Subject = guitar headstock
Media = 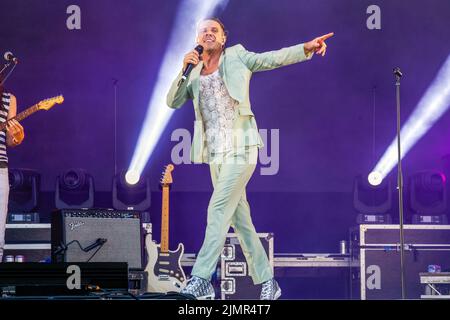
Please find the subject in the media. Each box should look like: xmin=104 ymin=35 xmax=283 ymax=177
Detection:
xmin=160 ymin=164 xmax=174 ymax=186
xmin=37 ymin=95 xmax=64 ymax=111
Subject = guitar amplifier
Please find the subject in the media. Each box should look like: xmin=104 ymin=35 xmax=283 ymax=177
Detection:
xmin=52 ymin=209 xmax=143 ymax=269
xmin=220 ymin=233 xmax=274 ymax=299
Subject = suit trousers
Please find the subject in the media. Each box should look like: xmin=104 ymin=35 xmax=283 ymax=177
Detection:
xmin=191 ymin=146 xmax=273 ymax=284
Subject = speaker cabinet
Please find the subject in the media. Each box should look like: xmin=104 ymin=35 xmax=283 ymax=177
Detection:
xmin=52 ymin=209 xmax=143 ymax=269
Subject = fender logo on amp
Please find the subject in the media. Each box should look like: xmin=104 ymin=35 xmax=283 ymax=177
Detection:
xmin=68 ymin=221 xmax=85 ymax=231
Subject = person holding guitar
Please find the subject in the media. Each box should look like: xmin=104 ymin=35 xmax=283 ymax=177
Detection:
xmin=167 ymin=17 xmax=333 ymax=299
xmin=0 ymin=78 xmax=25 ymax=262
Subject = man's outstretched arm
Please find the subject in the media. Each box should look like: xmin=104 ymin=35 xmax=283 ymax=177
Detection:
xmin=236 ymin=32 xmax=334 ymax=73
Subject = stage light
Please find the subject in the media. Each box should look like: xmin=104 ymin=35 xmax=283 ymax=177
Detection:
xmin=354 ymin=174 xmax=392 ymax=214
xmin=370 ymin=54 xmax=450 ymax=181
xmin=113 ymin=170 xmax=151 ymax=211
xmin=354 ymin=174 xmax=393 ymax=224
xmin=125 ymin=170 xmax=140 ymax=186
xmin=368 ymin=171 xmax=382 ymax=186
xmin=8 ymin=168 xmax=40 ymax=213
xmin=55 ymin=168 xmax=94 ymax=209
xmin=409 ymin=171 xmax=448 ymax=224
xmin=126 ymin=0 xmax=229 ymax=184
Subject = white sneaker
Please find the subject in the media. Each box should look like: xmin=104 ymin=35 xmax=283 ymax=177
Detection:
xmin=260 ymin=278 xmax=281 ymax=300
xmin=180 ymin=276 xmax=215 ymax=300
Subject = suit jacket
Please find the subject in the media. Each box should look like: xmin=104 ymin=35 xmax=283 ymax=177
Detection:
xmin=167 ymin=43 xmax=312 ymax=163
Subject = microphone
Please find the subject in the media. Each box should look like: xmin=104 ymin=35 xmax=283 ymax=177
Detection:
xmin=84 ymin=238 xmax=107 ymax=252
xmin=4 ymin=52 xmax=19 ymax=64
xmin=393 ymin=67 xmax=403 ymax=78
xmin=179 ymin=45 xmax=204 ymax=85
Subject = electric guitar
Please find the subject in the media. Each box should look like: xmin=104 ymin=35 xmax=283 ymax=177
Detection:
xmin=0 ymin=95 xmax=64 ymax=131
xmin=146 ymin=164 xmax=187 ymax=292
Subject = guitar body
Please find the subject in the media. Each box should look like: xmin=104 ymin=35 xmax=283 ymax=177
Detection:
xmin=145 ymin=233 xmax=187 ymax=292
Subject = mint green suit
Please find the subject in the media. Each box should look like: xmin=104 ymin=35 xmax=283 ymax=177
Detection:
xmin=167 ymin=43 xmax=312 ymax=284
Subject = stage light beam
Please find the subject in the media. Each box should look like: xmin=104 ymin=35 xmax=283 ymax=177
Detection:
xmin=370 ymin=54 xmax=450 ymax=182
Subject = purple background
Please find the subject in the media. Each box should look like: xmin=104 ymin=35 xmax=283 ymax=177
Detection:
xmin=1 ymin=0 xmax=450 ymax=297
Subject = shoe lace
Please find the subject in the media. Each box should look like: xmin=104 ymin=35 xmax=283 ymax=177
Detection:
xmin=188 ymin=277 xmax=210 ymax=291
xmin=261 ymin=280 xmax=274 ymax=298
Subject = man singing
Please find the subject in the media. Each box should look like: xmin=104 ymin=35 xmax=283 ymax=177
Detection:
xmin=167 ymin=17 xmax=333 ymax=300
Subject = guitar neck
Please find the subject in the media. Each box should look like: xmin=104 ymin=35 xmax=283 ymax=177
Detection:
xmin=0 ymin=104 xmax=39 ymax=131
xmin=160 ymin=185 xmax=170 ymax=253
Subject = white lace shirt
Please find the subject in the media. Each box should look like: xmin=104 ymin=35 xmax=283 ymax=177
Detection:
xmin=199 ymin=70 xmax=238 ymax=156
